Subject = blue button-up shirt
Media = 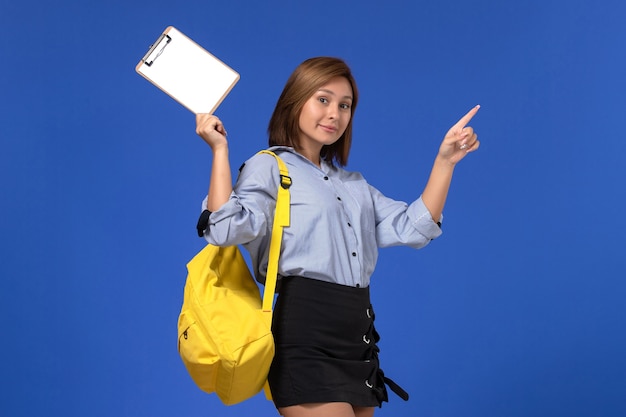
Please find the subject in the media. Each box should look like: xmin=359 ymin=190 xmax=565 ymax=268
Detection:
xmin=204 ymin=147 xmax=442 ymax=288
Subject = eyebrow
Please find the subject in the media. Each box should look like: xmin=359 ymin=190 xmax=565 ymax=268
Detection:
xmin=318 ymin=88 xmax=353 ymax=100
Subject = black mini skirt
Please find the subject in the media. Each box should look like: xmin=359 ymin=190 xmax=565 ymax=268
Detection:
xmin=267 ymin=276 xmax=408 ymax=408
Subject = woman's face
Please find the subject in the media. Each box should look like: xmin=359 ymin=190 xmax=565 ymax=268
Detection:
xmin=298 ymin=76 xmax=353 ymax=159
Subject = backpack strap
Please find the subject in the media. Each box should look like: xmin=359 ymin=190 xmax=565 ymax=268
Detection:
xmin=196 ymin=210 xmax=211 ymax=237
xmin=257 ymin=149 xmax=290 ymax=402
xmin=257 ymin=150 xmax=291 ymax=315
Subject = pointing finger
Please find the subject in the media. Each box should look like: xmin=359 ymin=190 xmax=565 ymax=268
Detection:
xmin=454 ymin=105 xmax=480 ymax=129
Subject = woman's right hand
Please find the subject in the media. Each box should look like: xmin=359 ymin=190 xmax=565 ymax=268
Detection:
xmin=196 ymin=114 xmax=228 ymax=150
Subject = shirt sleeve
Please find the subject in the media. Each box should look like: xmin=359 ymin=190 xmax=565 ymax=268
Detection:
xmin=406 ymin=195 xmax=443 ymax=239
xmin=369 ymin=184 xmax=443 ymax=248
xmin=202 ymin=153 xmax=280 ymax=247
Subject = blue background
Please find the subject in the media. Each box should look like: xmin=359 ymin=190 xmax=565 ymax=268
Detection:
xmin=2 ymin=0 xmax=625 ymax=416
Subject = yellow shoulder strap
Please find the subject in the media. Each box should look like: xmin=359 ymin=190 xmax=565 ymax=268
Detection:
xmin=257 ymin=150 xmax=291 ymax=314
xmin=257 ymin=150 xmax=291 ymax=402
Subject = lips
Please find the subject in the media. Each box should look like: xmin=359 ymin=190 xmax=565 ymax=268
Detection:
xmin=319 ymin=124 xmax=338 ymax=133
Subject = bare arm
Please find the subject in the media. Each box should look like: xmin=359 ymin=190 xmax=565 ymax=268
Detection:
xmin=196 ymin=114 xmax=232 ymax=211
xmin=421 ymin=105 xmax=480 ymax=222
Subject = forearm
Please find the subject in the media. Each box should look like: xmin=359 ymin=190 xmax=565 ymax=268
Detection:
xmin=206 ymin=145 xmax=233 ymax=212
xmin=421 ymin=104 xmax=480 ymax=222
xmin=421 ymin=155 xmax=456 ymax=223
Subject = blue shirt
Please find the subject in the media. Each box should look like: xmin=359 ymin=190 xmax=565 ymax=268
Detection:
xmin=203 ymin=147 xmax=442 ymax=288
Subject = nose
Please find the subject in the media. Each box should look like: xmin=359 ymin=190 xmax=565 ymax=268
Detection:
xmin=327 ymin=104 xmax=339 ymax=119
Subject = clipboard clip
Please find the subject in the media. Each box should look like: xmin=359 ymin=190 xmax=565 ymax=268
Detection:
xmin=142 ymin=33 xmax=172 ymax=67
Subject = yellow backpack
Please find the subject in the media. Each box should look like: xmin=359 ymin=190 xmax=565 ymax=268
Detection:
xmin=177 ymin=150 xmax=291 ymax=405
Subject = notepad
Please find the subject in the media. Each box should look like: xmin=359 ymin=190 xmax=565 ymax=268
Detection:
xmin=136 ymin=26 xmax=240 ymax=114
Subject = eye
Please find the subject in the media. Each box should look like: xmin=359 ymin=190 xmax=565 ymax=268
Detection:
xmin=340 ymin=103 xmax=351 ymax=110
xmin=318 ymin=97 xmax=329 ymax=104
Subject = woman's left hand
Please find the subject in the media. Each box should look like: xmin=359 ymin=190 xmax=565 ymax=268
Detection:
xmin=196 ymin=114 xmax=228 ymax=151
xmin=438 ymin=105 xmax=481 ymax=165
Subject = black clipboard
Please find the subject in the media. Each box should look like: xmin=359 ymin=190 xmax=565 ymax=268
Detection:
xmin=136 ymin=26 xmax=240 ymax=114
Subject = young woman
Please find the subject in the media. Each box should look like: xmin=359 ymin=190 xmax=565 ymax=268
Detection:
xmin=196 ymin=57 xmax=480 ymax=417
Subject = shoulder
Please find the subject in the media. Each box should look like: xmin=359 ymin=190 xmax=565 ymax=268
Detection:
xmin=240 ymin=147 xmax=287 ymax=171
xmin=236 ymin=147 xmax=293 ymax=188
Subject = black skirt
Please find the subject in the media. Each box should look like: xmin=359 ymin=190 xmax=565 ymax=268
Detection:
xmin=268 ymin=276 xmax=408 ymax=408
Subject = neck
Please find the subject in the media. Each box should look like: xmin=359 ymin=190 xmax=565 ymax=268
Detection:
xmin=297 ymin=146 xmax=322 ymax=167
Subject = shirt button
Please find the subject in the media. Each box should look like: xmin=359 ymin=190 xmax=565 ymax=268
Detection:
xmin=347 ymin=222 xmax=352 ymax=227
xmin=352 ymin=252 xmax=357 ymax=257
xmin=337 ymin=196 xmax=342 ymax=201
xmin=323 ymin=176 xmax=329 ymax=180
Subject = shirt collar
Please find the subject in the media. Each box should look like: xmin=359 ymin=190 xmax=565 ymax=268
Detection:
xmin=266 ymin=146 xmax=334 ymax=174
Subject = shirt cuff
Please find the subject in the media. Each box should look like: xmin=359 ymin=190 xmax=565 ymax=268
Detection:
xmin=408 ymin=196 xmax=443 ymax=240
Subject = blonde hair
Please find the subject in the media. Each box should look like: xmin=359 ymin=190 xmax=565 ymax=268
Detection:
xmin=268 ymin=57 xmax=359 ymax=166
